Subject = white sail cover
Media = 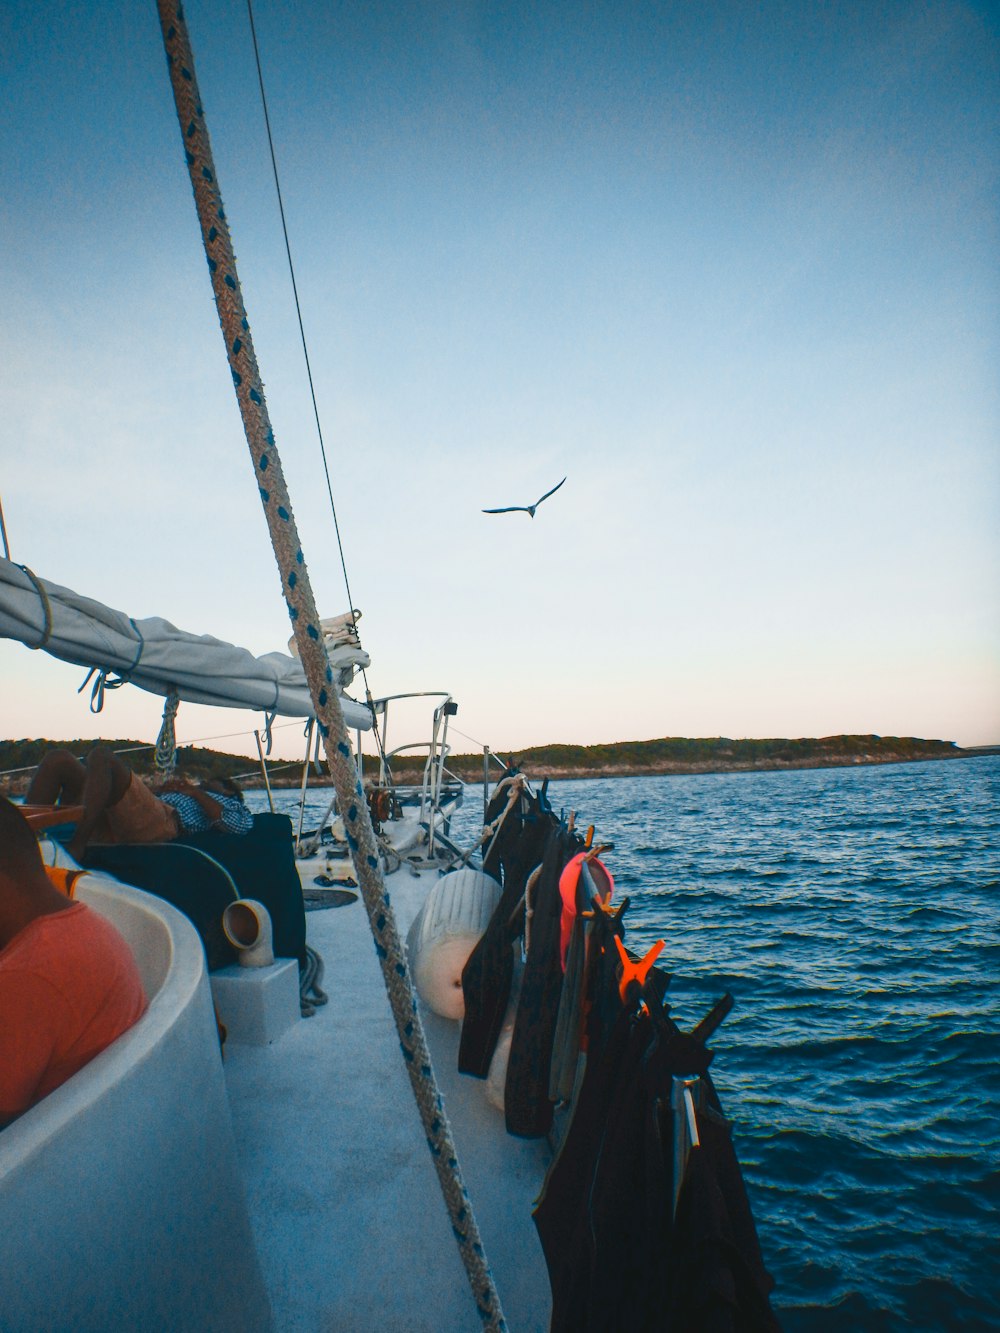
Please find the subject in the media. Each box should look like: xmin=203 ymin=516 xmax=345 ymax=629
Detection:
xmin=0 ymin=558 xmax=372 ymax=729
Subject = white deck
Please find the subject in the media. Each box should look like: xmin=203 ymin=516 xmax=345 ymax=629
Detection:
xmin=223 ymin=860 xmax=553 ymax=1332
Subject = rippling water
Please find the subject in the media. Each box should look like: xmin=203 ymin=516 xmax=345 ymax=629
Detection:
xmin=253 ymin=756 xmax=1000 ymax=1330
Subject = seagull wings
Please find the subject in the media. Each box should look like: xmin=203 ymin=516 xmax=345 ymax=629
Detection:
xmin=482 ymin=476 xmax=567 ymax=517
xmin=533 ymin=476 xmax=567 ymax=507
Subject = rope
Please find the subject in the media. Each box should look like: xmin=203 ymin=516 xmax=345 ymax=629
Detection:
xmin=124 ymin=618 xmax=146 ymax=675
xmin=78 ymin=668 xmax=112 ymax=712
xmin=376 ymin=831 xmax=403 ymax=875
xmin=156 ymin=8 xmax=505 ymax=1328
xmin=299 ymin=944 xmax=329 ymax=1017
xmin=453 ymin=777 xmax=525 ymax=867
xmin=17 ymin=565 xmax=53 ymax=648
xmin=155 ymin=692 xmax=181 ymax=774
xmin=261 ymin=711 xmax=276 ymax=754
xmin=480 ymin=776 xmax=525 ymax=865
xmin=75 ymin=616 xmax=146 ymax=713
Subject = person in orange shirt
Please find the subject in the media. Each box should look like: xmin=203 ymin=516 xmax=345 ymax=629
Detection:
xmin=0 ymin=796 xmax=148 ymax=1128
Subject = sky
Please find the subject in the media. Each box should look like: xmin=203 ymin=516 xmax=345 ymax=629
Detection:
xmin=0 ymin=0 xmax=997 ymax=763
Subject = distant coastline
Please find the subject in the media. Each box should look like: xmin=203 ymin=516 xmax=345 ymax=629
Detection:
xmin=426 ymin=735 xmax=998 ymax=785
xmin=1 ymin=734 xmax=996 ymax=794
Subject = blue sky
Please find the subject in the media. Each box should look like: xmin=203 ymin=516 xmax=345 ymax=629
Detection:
xmin=0 ymin=0 xmax=997 ymax=760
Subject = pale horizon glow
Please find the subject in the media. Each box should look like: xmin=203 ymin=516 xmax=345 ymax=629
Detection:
xmin=1 ymin=0 xmax=997 ymax=765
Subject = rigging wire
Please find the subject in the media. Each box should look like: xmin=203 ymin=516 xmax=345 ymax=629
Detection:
xmin=449 ymin=724 xmax=493 ymax=750
xmin=244 ymin=0 xmax=390 ymax=771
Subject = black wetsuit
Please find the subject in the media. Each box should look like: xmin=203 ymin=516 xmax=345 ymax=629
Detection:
xmin=535 ymin=956 xmax=779 ymax=1331
xmin=503 ymin=820 xmax=579 ymax=1137
xmin=458 ymin=789 xmax=556 ymax=1077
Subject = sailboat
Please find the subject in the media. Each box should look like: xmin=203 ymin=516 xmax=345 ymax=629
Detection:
xmin=0 ymin=5 xmax=778 ymax=1331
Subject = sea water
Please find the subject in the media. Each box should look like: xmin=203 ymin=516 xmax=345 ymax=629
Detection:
xmin=248 ymin=755 xmax=999 ymax=1331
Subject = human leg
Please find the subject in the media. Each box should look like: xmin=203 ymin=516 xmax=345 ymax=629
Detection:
xmin=67 ymin=749 xmax=135 ymax=860
xmin=25 ymin=750 xmax=87 ymax=806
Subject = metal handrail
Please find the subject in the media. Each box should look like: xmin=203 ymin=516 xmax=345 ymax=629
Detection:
xmin=351 ymin=692 xmax=460 ymax=859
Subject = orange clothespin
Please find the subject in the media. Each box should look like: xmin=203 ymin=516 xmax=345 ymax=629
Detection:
xmin=584 ymin=824 xmax=595 ymax=849
xmin=584 ymin=896 xmax=628 ymax=925
xmin=594 ymin=895 xmax=627 ymax=919
xmin=614 ymin=935 xmax=665 ymax=1003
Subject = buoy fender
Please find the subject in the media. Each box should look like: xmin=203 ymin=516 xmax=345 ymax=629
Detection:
xmin=406 ymin=869 xmax=501 ymax=1019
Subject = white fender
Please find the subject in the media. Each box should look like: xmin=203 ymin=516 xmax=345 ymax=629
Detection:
xmin=406 ymin=869 xmax=501 ymax=1019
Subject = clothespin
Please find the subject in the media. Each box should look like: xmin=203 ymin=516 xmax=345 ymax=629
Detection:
xmin=690 ymin=993 xmax=734 ymax=1045
xmin=584 ymin=843 xmax=612 ymax=862
xmin=584 ymin=894 xmax=628 ymax=922
xmin=584 ymin=824 xmax=595 ymax=849
xmin=566 ymin=810 xmax=576 ymax=834
xmin=614 ymin=935 xmax=665 ymax=1003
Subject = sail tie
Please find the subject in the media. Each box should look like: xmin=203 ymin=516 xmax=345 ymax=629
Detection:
xmin=17 ymin=564 xmax=54 ymax=649
xmin=76 ymin=618 xmax=146 ymax=713
xmin=261 ymin=710 xmax=276 ymax=754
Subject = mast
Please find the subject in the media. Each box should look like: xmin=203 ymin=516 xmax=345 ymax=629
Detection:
xmin=155 ymin=5 xmax=505 ymax=1328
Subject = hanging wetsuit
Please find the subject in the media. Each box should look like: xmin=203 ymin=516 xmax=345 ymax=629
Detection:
xmin=549 ymin=853 xmax=618 ymax=1103
xmin=503 ymin=820 xmax=579 ymax=1137
xmin=535 ymin=947 xmax=779 ymax=1331
xmin=458 ymin=789 xmax=555 ymax=1077
xmin=533 ymin=899 xmax=642 ymax=1330
xmin=666 ymin=1072 xmax=780 ymax=1332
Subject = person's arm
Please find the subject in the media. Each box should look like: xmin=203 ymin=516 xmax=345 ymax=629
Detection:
xmin=158 ymin=781 xmax=224 ymax=823
xmin=186 ymin=789 xmax=225 ymax=823
xmin=213 ymin=797 xmax=254 ymax=836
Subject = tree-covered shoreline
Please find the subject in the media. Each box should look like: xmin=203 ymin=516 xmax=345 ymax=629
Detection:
xmin=0 ymin=733 xmax=988 ymax=795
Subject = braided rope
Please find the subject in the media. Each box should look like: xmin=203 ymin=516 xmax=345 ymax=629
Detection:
xmin=156 ymin=6 xmax=505 ymax=1328
xmin=155 ymin=692 xmax=181 ymax=774
xmin=299 ymin=944 xmax=329 ymax=1017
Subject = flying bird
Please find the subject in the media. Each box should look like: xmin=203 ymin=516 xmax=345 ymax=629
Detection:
xmin=482 ymin=476 xmax=567 ymax=518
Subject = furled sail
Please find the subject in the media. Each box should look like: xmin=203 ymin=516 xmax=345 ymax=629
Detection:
xmin=0 ymin=557 xmax=372 ymax=729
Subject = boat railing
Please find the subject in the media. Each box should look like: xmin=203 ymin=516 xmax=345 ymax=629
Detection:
xmin=355 ymin=692 xmax=461 ymax=857
xmin=250 ymin=692 xmax=463 ymax=856
xmin=374 ymin=741 xmax=464 ymax=860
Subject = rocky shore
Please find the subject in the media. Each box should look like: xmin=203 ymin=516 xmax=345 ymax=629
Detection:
xmin=270 ymin=739 xmax=989 ymax=787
